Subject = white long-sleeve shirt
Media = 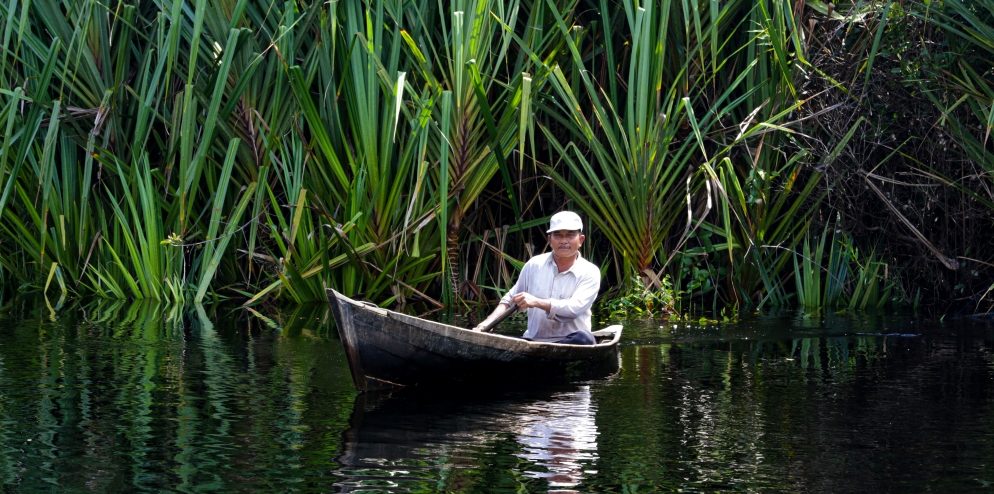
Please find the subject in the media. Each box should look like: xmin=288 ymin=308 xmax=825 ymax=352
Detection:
xmin=499 ymin=252 xmax=601 ymax=342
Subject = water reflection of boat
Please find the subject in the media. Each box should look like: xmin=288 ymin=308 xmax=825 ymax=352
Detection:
xmin=327 ymin=289 xmax=622 ymax=391
xmin=336 ymin=387 xmax=600 ymax=493
xmin=512 ymin=386 xmax=598 ymax=491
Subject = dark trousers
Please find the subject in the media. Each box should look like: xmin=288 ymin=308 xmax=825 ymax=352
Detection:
xmin=554 ymin=330 xmax=596 ymax=345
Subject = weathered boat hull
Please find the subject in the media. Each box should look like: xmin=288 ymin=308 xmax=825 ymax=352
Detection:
xmin=327 ymin=289 xmax=622 ymax=391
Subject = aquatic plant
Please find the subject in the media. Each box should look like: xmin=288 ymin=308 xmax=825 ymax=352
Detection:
xmin=599 ymin=275 xmax=675 ymax=318
xmin=0 ymin=0 xmax=991 ymax=313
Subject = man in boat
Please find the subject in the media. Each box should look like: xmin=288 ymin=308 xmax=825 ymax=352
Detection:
xmin=472 ymin=211 xmax=601 ymax=344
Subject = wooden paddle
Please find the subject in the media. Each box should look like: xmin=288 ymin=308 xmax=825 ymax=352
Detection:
xmin=477 ymin=302 xmax=519 ymax=333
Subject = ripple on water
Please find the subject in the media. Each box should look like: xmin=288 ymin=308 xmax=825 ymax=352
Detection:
xmin=3 ymin=303 xmax=994 ymax=492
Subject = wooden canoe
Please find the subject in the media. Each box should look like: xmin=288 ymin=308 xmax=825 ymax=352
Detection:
xmin=327 ymin=289 xmax=623 ymax=391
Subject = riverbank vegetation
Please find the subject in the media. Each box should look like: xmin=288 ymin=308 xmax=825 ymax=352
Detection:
xmin=1 ymin=0 xmax=992 ymax=314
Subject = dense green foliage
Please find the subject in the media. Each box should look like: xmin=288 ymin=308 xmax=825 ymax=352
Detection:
xmin=1 ymin=0 xmax=992 ymax=312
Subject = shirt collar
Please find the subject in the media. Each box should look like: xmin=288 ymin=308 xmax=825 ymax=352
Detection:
xmin=546 ymin=252 xmax=583 ymax=273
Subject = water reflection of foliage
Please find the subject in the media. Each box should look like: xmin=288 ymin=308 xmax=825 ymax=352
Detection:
xmin=0 ymin=299 xmax=356 ymax=491
xmin=582 ymin=326 xmax=994 ymax=491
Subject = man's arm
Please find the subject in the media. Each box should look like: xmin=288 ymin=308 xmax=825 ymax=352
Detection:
xmin=473 ymin=264 xmax=528 ymax=330
xmin=546 ymin=270 xmax=601 ymax=322
xmin=472 ymin=303 xmax=512 ymax=331
xmin=510 ymin=292 xmax=551 ymax=312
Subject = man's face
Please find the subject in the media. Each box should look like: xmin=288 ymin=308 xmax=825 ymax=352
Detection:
xmin=548 ymin=230 xmax=584 ymax=261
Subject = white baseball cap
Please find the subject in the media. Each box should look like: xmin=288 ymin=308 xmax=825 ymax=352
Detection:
xmin=547 ymin=211 xmax=583 ymax=233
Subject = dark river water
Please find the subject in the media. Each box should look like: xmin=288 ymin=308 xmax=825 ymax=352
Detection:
xmin=2 ymin=297 xmax=994 ymax=493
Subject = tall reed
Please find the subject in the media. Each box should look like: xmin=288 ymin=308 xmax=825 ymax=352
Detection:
xmin=0 ymin=0 xmax=976 ymax=311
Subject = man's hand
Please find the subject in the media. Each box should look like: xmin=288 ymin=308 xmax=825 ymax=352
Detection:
xmin=511 ymin=292 xmax=550 ymax=312
xmin=472 ymin=303 xmax=510 ymax=331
